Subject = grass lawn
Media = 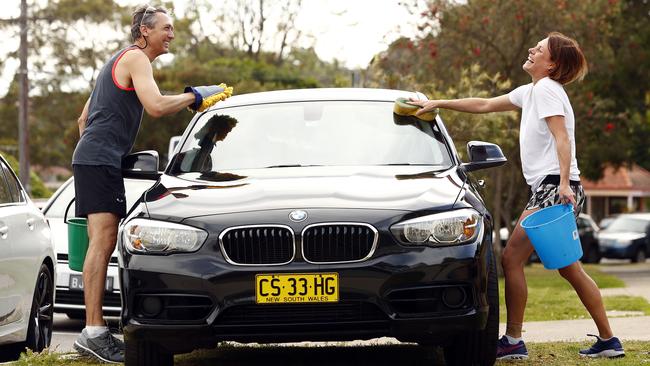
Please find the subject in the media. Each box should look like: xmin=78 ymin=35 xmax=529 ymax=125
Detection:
xmin=11 ymin=341 xmax=650 ymax=365
xmin=498 ymin=263 xmax=650 ymax=322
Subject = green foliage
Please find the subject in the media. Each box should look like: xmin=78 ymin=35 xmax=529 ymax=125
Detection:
xmin=0 ymin=0 xmax=353 ymax=169
xmin=369 ymin=0 xmax=650 ymax=229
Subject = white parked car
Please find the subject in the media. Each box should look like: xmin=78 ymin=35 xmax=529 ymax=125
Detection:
xmin=0 ymin=154 xmax=55 ymax=360
xmin=41 ymin=177 xmax=153 ymax=319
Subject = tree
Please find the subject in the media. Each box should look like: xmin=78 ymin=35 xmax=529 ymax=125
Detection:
xmin=368 ymin=0 xmax=650 ymax=234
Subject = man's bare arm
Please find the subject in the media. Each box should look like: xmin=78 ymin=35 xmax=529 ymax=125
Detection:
xmin=409 ymin=94 xmax=518 ymax=115
xmin=125 ymin=51 xmax=195 ymax=118
xmin=77 ymin=98 xmax=90 ymax=136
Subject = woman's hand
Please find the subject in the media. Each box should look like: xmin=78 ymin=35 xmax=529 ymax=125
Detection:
xmin=558 ymin=183 xmax=577 ymax=209
xmin=408 ymin=98 xmax=440 ymax=116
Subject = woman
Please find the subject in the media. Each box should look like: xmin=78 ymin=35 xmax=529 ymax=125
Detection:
xmin=409 ymin=32 xmax=624 ymax=360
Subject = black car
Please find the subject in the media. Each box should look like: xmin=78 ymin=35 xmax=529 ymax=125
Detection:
xmin=597 ymin=213 xmax=650 ymax=263
xmin=118 ymin=88 xmax=507 ymax=366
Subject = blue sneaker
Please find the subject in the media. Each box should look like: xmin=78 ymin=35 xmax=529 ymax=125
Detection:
xmin=496 ymin=335 xmax=529 ymax=360
xmin=579 ymin=334 xmax=625 ymax=358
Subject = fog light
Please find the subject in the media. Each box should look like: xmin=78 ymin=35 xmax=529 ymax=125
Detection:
xmin=441 ymin=287 xmax=467 ymax=309
xmin=140 ymin=296 xmax=163 ymax=317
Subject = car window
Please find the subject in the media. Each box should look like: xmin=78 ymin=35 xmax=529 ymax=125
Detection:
xmin=0 ymin=164 xmax=12 ymax=204
xmin=0 ymin=161 xmax=24 ymax=203
xmin=169 ymin=101 xmax=453 ymax=174
xmin=605 ymin=217 xmax=649 ymax=233
xmin=44 ymin=179 xmax=155 ymax=218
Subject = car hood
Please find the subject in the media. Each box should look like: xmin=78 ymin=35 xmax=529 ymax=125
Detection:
xmin=598 ymin=232 xmax=646 ymax=241
xmin=141 ymin=166 xmax=466 ymax=219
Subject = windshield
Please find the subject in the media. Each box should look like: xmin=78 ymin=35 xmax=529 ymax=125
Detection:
xmin=169 ymin=101 xmax=453 ymax=174
xmin=605 ymin=217 xmax=649 ymax=233
xmin=44 ymin=179 xmax=154 ymax=218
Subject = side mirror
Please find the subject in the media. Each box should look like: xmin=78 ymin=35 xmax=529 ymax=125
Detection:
xmin=122 ymin=150 xmax=161 ymax=180
xmin=461 ymin=141 xmax=507 ymax=172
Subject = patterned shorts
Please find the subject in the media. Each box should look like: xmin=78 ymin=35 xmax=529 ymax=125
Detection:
xmin=525 ymin=175 xmax=585 ymax=217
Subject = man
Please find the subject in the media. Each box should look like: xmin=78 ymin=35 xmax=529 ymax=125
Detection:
xmin=72 ymin=5 xmax=227 ymax=363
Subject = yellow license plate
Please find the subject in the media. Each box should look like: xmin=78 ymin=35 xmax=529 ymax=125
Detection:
xmin=255 ymin=273 xmax=338 ymax=304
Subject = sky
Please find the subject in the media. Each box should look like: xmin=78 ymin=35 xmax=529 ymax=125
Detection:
xmin=0 ymin=0 xmax=420 ymax=96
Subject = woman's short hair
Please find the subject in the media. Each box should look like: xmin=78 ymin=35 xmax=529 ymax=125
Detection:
xmin=131 ymin=5 xmax=167 ymax=42
xmin=547 ymin=32 xmax=588 ymax=85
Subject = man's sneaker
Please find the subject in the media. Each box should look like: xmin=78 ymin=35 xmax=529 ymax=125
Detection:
xmin=496 ymin=335 xmax=529 ymax=360
xmin=74 ymin=329 xmax=124 ymax=363
xmin=579 ymin=334 xmax=625 ymax=358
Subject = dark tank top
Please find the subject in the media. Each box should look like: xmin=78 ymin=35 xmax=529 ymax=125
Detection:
xmin=72 ymin=46 xmax=144 ymax=168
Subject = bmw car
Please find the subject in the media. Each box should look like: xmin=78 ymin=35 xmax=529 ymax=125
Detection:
xmin=119 ymin=88 xmax=507 ymax=366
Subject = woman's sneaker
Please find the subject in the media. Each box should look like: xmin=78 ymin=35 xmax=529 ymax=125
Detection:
xmin=73 ymin=329 xmax=124 ymax=363
xmin=496 ymin=335 xmax=529 ymax=360
xmin=579 ymin=334 xmax=625 ymax=358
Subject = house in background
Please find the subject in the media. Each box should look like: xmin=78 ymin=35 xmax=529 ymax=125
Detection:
xmin=582 ymin=164 xmax=650 ymax=223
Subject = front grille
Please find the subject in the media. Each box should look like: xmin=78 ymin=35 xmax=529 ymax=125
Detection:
xmin=216 ymin=302 xmax=387 ymax=325
xmin=56 ymin=289 xmax=121 ymax=308
xmin=57 ymin=253 xmax=118 ymax=265
xmin=220 ymin=225 xmax=295 ymax=265
xmin=302 ymin=224 xmax=377 ymax=263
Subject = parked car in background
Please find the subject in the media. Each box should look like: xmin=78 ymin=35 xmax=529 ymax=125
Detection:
xmin=498 ymin=213 xmax=601 ymax=263
xmin=0 ymin=154 xmax=55 ymax=361
xmin=598 ymin=215 xmax=619 ymax=230
xmin=41 ymin=177 xmax=154 ymax=319
xmin=119 ymin=88 xmax=507 ymax=366
xmin=597 ymin=213 xmax=650 ymax=263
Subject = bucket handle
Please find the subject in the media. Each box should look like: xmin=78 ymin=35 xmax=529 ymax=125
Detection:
xmin=64 ymin=197 xmax=75 ymax=224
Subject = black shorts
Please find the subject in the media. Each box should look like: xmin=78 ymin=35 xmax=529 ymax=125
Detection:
xmin=525 ymin=175 xmax=585 ymax=217
xmin=73 ymin=164 xmax=126 ymax=218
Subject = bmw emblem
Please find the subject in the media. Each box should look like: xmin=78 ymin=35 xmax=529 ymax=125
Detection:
xmin=289 ymin=210 xmax=308 ymax=222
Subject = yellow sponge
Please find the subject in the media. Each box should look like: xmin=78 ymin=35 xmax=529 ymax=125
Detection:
xmin=393 ymin=97 xmax=435 ymax=121
xmin=195 ymin=84 xmax=234 ymax=112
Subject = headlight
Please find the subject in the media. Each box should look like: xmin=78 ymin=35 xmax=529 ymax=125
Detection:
xmin=122 ymin=219 xmax=208 ymax=254
xmin=391 ymin=209 xmax=482 ymax=245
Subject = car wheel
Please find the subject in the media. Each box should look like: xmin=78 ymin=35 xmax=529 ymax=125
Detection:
xmin=631 ymin=248 xmax=646 ymax=263
xmin=24 ymin=263 xmax=54 ymax=353
xmin=443 ymin=248 xmax=499 ymax=366
xmin=0 ymin=343 xmax=24 ymax=362
xmin=125 ymin=339 xmax=173 ymax=366
xmin=581 ymin=245 xmax=601 ymax=264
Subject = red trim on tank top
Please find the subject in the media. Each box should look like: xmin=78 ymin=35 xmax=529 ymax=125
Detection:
xmin=111 ymin=46 xmax=138 ymax=91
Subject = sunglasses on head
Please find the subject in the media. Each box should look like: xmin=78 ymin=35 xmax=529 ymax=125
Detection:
xmin=139 ymin=5 xmax=157 ymax=30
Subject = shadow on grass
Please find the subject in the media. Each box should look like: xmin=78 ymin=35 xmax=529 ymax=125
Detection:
xmin=177 ymin=343 xmax=446 ymax=366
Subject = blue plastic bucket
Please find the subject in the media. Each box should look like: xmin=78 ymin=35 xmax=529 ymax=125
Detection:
xmin=520 ymin=204 xmax=582 ymax=269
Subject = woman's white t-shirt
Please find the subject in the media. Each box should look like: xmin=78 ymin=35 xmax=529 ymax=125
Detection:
xmin=508 ymin=77 xmax=580 ymax=191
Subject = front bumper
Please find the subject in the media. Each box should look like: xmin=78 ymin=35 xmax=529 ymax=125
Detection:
xmin=120 ymin=239 xmax=491 ymax=354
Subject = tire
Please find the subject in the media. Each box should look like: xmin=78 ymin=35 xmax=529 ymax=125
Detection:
xmin=443 ymin=248 xmax=499 ymax=366
xmin=125 ymin=339 xmax=173 ymax=366
xmin=23 ymin=263 xmax=54 ymax=353
xmin=631 ymin=248 xmax=646 ymax=263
